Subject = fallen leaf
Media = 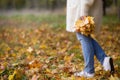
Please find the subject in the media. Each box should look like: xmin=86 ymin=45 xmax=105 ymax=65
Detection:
xmin=31 ymin=74 xmax=39 ymax=80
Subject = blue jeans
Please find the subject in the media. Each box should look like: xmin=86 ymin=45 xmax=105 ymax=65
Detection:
xmin=76 ymin=33 xmax=107 ymax=73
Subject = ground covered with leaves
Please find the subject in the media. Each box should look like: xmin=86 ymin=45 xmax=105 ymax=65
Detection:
xmin=0 ymin=14 xmax=120 ymax=80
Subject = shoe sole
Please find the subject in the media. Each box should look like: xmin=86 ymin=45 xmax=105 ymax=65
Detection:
xmin=74 ymin=72 xmax=94 ymax=78
xmin=109 ymin=58 xmax=115 ymax=75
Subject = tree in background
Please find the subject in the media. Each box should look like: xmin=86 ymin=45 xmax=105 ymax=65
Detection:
xmin=102 ymin=0 xmax=106 ymax=15
xmin=0 ymin=0 xmax=25 ymax=10
xmin=0 ymin=0 xmax=9 ymax=9
xmin=50 ymin=0 xmax=57 ymax=10
xmin=0 ymin=0 xmax=66 ymax=10
xmin=46 ymin=0 xmax=49 ymax=9
xmin=111 ymin=0 xmax=120 ymax=20
xmin=116 ymin=0 xmax=120 ymax=20
xmin=102 ymin=0 xmax=113 ymax=16
xmin=26 ymin=0 xmax=39 ymax=9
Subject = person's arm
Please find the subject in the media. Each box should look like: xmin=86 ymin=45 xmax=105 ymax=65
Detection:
xmin=86 ymin=0 xmax=95 ymax=7
xmin=75 ymin=0 xmax=95 ymax=20
xmin=84 ymin=0 xmax=95 ymax=15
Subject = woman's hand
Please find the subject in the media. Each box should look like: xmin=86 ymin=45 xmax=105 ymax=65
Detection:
xmin=75 ymin=28 xmax=80 ymax=32
xmin=79 ymin=16 xmax=87 ymax=20
xmin=75 ymin=16 xmax=86 ymax=32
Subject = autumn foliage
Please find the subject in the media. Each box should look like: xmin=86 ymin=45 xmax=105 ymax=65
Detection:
xmin=75 ymin=16 xmax=95 ymax=36
xmin=0 ymin=15 xmax=120 ymax=80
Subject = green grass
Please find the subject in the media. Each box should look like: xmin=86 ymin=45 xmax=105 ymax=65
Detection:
xmin=0 ymin=14 xmax=65 ymax=25
xmin=0 ymin=14 xmax=119 ymax=28
xmin=103 ymin=14 xmax=120 ymax=26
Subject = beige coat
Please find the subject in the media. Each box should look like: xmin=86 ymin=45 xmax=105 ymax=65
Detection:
xmin=66 ymin=0 xmax=103 ymax=33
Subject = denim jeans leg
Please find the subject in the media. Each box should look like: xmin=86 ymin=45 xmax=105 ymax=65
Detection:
xmin=76 ymin=33 xmax=95 ymax=73
xmin=91 ymin=38 xmax=107 ymax=65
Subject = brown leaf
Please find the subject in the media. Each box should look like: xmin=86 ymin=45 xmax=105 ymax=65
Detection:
xmin=31 ymin=75 xmax=39 ymax=80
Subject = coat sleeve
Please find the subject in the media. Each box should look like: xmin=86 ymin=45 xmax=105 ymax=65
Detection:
xmin=66 ymin=0 xmax=95 ymax=32
xmin=83 ymin=0 xmax=95 ymax=15
xmin=75 ymin=0 xmax=95 ymax=21
xmin=85 ymin=0 xmax=95 ymax=7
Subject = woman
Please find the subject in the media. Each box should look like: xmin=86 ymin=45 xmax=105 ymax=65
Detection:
xmin=66 ymin=0 xmax=114 ymax=78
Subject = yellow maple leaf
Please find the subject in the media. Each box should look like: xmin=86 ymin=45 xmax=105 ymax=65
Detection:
xmin=39 ymin=44 xmax=47 ymax=49
xmin=29 ymin=60 xmax=42 ymax=68
xmin=64 ymin=54 xmax=74 ymax=64
xmin=46 ymin=68 xmax=51 ymax=73
xmin=87 ymin=16 xmax=95 ymax=24
xmin=8 ymin=70 xmax=17 ymax=80
xmin=75 ymin=16 xmax=95 ymax=36
xmin=27 ymin=47 xmax=33 ymax=53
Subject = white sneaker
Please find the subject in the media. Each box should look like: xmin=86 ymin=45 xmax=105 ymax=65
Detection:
xmin=103 ymin=57 xmax=115 ymax=74
xmin=74 ymin=71 xmax=94 ymax=78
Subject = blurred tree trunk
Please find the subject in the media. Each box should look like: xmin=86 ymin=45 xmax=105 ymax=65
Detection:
xmin=102 ymin=0 xmax=106 ymax=16
xmin=51 ymin=0 xmax=57 ymax=10
xmin=26 ymin=0 xmax=31 ymax=8
xmin=46 ymin=0 xmax=49 ymax=9
xmin=113 ymin=0 xmax=120 ymax=20
xmin=0 ymin=0 xmax=7 ymax=9
xmin=12 ymin=0 xmax=16 ymax=9
xmin=117 ymin=0 xmax=120 ymax=20
xmin=118 ymin=7 xmax=120 ymax=20
xmin=33 ymin=0 xmax=39 ymax=9
xmin=26 ymin=0 xmax=39 ymax=9
xmin=0 ymin=0 xmax=66 ymax=10
xmin=113 ymin=0 xmax=117 ymax=6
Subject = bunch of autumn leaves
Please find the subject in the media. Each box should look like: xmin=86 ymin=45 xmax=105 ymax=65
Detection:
xmin=75 ymin=16 xmax=95 ymax=36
